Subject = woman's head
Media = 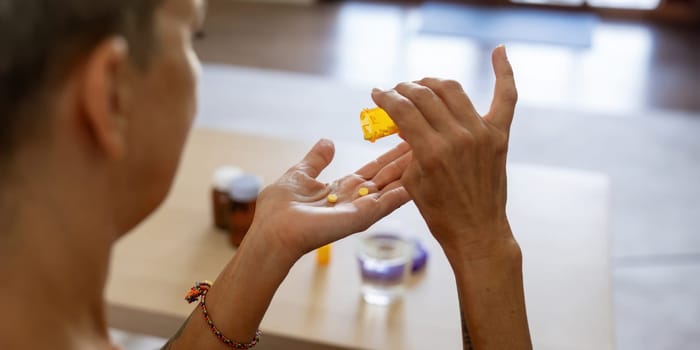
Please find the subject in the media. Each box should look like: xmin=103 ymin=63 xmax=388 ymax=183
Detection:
xmin=0 ymin=0 xmax=205 ymax=235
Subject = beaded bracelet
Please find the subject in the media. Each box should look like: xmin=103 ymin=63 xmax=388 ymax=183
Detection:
xmin=185 ymin=281 xmax=262 ymax=349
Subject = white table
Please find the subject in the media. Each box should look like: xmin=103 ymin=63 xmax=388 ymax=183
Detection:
xmin=107 ymin=128 xmax=614 ymax=350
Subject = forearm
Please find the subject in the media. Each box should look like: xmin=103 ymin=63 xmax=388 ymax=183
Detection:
xmin=447 ymin=237 xmax=532 ymax=350
xmin=163 ymin=233 xmax=293 ymax=349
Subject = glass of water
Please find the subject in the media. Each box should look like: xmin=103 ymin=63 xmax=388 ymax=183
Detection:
xmin=357 ymin=233 xmax=414 ymax=305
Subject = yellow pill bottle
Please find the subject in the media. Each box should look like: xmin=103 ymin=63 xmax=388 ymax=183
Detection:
xmin=360 ymin=108 xmax=398 ymax=143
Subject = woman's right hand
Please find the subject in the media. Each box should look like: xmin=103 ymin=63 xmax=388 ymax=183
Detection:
xmin=371 ymin=45 xmax=519 ymax=261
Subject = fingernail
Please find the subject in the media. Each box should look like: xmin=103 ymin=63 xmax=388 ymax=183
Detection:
xmin=498 ymin=44 xmax=508 ymax=60
xmin=318 ymin=138 xmax=332 ymax=146
xmin=372 ymin=87 xmax=382 ymax=94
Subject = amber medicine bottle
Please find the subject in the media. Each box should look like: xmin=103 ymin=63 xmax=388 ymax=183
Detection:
xmin=228 ymin=174 xmax=262 ymax=247
xmin=212 ymin=166 xmax=243 ymax=230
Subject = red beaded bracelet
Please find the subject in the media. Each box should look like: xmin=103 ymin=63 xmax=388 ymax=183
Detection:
xmin=185 ymin=281 xmax=262 ymax=349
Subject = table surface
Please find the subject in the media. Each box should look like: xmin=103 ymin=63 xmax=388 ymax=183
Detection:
xmin=106 ymin=128 xmax=614 ymax=350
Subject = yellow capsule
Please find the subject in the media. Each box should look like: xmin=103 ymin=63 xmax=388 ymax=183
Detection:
xmin=358 ymin=187 xmax=370 ymax=196
xmin=327 ymin=193 xmax=338 ymax=203
xmin=360 ymin=107 xmax=399 ymax=143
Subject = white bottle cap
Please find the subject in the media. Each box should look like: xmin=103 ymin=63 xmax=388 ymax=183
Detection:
xmin=212 ymin=166 xmax=244 ymax=191
xmin=228 ymin=174 xmax=262 ymax=202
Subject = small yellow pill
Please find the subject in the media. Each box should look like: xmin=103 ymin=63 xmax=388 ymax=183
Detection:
xmin=358 ymin=187 xmax=370 ymax=196
xmin=327 ymin=194 xmax=338 ymax=203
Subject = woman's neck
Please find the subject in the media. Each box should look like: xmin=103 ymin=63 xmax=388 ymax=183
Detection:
xmin=0 ymin=179 xmax=117 ymax=349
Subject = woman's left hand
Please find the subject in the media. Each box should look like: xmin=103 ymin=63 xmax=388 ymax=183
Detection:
xmin=246 ymin=139 xmax=412 ymax=265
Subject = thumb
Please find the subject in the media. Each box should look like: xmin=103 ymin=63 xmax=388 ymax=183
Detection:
xmin=485 ymin=45 xmax=518 ymax=132
xmin=292 ymin=139 xmax=335 ymax=179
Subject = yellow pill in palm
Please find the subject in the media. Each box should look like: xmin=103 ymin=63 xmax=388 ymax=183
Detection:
xmin=358 ymin=187 xmax=370 ymax=196
xmin=327 ymin=194 xmax=338 ymax=203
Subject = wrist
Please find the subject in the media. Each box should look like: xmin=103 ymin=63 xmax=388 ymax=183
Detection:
xmin=239 ymin=226 xmax=299 ymax=273
xmin=447 ymin=238 xmax=522 ymax=274
xmin=438 ymin=222 xmax=522 ymax=269
xmin=241 ymin=222 xmax=303 ymax=273
xmin=173 ymin=227 xmax=296 ymax=350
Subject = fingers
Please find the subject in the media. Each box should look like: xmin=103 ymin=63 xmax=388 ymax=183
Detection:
xmin=355 ymin=142 xmax=411 ymax=180
xmin=317 ymin=182 xmax=409 ymax=237
xmin=393 ymin=82 xmax=455 ymax=133
xmin=289 ymin=139 xmax=335 ymax=179
xmin=371 ymin=88 xmax=440 ymax=154
xmin=353 ymin=181 xmax=411 ymax=225
xmin=414 ymin=78 xmax=483 ymax=130
xmin=375 ymin=184 xmax=411 ymax=217
xmin=370 ymin=151 xmax=413 ymax=189
xmin=486 ymin=45 xmax=518 ymax=132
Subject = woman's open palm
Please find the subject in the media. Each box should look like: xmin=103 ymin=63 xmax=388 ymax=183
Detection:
xmin=248 ymin=139 xmax=412 ymax=261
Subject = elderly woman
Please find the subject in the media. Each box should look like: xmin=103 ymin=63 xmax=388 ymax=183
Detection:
xmin=0 ymin=0 xmax=531 ymax=349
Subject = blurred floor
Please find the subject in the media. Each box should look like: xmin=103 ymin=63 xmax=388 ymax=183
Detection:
xmin=194 ymin=0 xmax=700 ymax=114
xmin=154 ymin=1 xmax=700 ymax=350
xmin=110 ymin=328 xmax=165 ymax=350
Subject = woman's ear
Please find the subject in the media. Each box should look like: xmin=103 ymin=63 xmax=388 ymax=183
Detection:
xmin=78 ymin=36 xmax=131 ymax=160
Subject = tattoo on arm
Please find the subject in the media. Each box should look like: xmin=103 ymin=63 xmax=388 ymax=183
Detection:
xmin=161 ymin=314 xmax=193 ymax=350
xmin=460 ymin=304 xmax=474 ymax=350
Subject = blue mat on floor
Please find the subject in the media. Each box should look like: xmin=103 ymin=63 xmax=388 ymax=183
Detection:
xmin=419 ymin=2 xmax=598 ymax=48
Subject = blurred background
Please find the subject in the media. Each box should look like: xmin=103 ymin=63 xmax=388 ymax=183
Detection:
xmin=115 ymin=0 xmax=700 ymax=349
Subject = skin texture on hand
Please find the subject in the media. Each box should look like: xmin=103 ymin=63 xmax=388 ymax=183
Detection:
xmin=371 ymin=46 xmax=533 ymax=350
xmin=165 ymin=140 xmax=414 ymax=350
xmin=371 ymin=46 xmax=517 ymax=262
xmin=246 ymin=139 xmax=413 ymax=265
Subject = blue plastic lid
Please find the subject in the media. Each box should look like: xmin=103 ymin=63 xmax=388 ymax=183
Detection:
xmin=412 ymin=239 xmax=428 ymax=273
xmin=228 ymin=174 xmax=262 ymax=202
